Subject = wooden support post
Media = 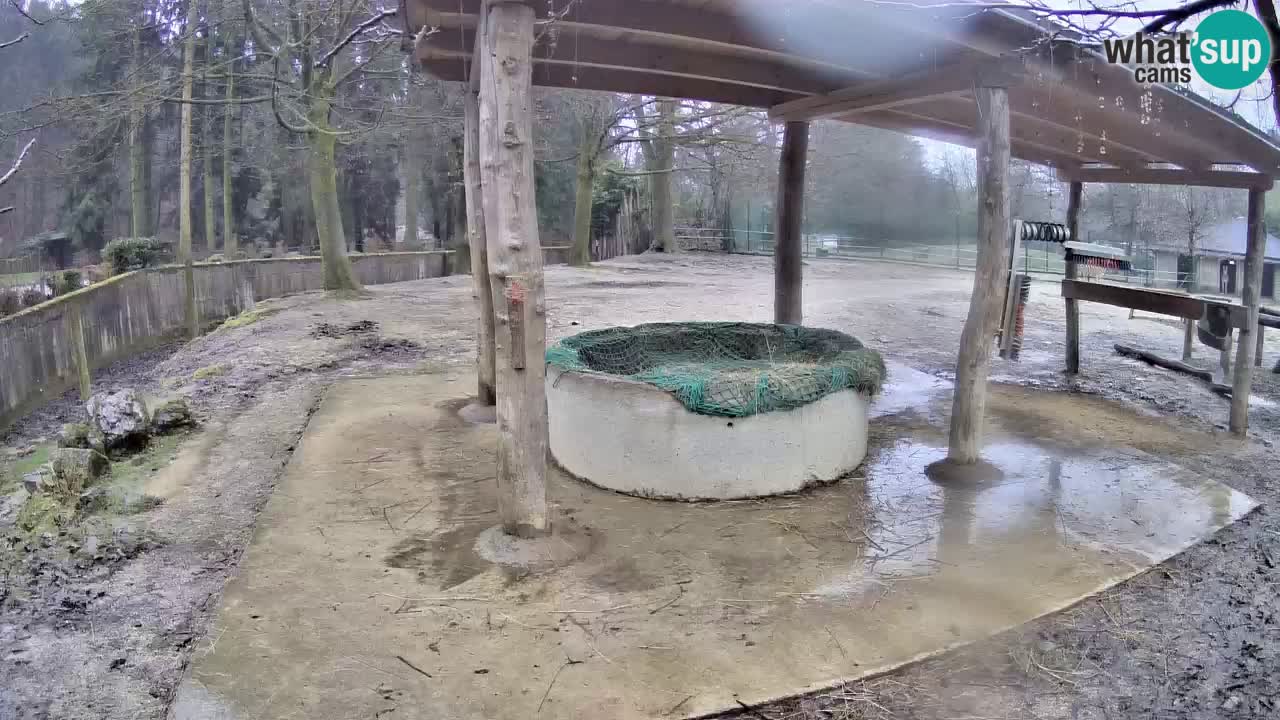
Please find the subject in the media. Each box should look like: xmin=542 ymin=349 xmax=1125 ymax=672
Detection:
xmin=1064 ymin=181 xmax=1083 ymax=374
xmin=1229 ymin=188 xmax=1267 ymax=434
xmin=68 ymin=304 xmax=91 ymax=401
xmin=1221 ymin=329 xmax=1233 ymax=383
xmin=947 ymin=84 xmax=1010 ymax=465
xmin=1256 ymin=324 xmax=1265 ymax=367
xmin=773 ymin=120 xmax=808 ymax=325
xmin=464 ymin=56 xmax=497 ymax=405
xmin=478 ymin=2 xmax=548 ymax=537
xmin=1183 ymin=318 xmax=1194 ymax=362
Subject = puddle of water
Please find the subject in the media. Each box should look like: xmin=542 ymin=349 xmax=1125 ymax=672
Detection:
xmin=870 ymin=362 xmax=949 ymax=418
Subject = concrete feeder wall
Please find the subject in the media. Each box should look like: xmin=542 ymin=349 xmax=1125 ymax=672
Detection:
xmin=546 ymin=368 xmax=871 ymax=500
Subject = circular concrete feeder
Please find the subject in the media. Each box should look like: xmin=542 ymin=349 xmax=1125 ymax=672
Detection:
xmin=545 ymin=322 xmax=884 ymax=501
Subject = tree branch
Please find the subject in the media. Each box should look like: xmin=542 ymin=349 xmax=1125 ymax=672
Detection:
xmin=0 ymin=32 xmax=27 ymax=50
xmin=1142 ymin=0 xmax=1238 ymax=32
xmin=315 ymin=9 xmax=397 ymax=68
xmin=8 ymin=0 xmax=42 ymax=25
xmin=0 ymin=137 xmax=35 ymax=189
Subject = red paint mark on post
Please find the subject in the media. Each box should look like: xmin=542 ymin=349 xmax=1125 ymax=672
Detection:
xmin=507 ymin=279 xmax=526 ymax=369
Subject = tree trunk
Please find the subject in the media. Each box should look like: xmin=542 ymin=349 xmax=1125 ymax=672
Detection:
xmin=203 ymin=105 xmax=217 ymax=252
xmin=201 ymin=5 xmax=216 ymax=253
xmin=1229 ymin=188 xmax=1267 ymax=434
xmin=773 ymin=120 xmax=808 ymax=325
xmin=307 ymin=78 xmax=362 ymax=292
xmin=222 ymin=43 xmax=237 ymax=256
xmin=947 ymin=85 xmax=1010 ymax=465
xmin=570 ymin=116 xmax=596 ymax=266
xmin=649 ymin=100 xmax=676 ymax=252
xmin=478 ymin=2 xmax=548 ymax=537
xmin=403 ymin=138 xmax=421 ymax=250
xmin=464 ymin=81 xmax=496 ymax=405
xmin=179 ymin=0 xmax=198 ymax=338
xmin=129 ymin=20 xmax=147 ymax=238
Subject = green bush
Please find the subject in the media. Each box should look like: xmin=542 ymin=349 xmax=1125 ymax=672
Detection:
xmin=53 ymin=270 xmax=83 ymax=296
xmin=103 ymin=237 xmax=162 ymax=275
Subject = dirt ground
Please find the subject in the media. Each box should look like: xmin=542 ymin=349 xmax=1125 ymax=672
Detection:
xmin=1 ymin=252 xmax=1278 ymax=719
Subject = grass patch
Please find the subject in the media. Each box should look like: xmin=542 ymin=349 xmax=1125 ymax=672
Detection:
xmin=82 ymin=432 xmax=187 ymax=516
xmin=0 ymin=271 xmax=43 ymax=288
xmin=218 ymin=306 xmax=281 ymax=331
xmin=1 ymin=442 xmax=53 ymax=495
xmin=192 ymin=363 xmax=231 ymax=380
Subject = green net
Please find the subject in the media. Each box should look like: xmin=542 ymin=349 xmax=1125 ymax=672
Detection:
xmin=546 ymin=322 xmax=885 ymax=418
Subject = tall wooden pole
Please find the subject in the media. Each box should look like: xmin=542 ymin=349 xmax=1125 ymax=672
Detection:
xmin=478 ymin=2 xmax=548 ymax=537
xmin=774 ymin=120 xmax=809 ymax=325
xmin=1229 ymin=187 xmax=1267 ymax=434
xmin=1064 ymin=181 xmax=1083 ymax=373
xmin=947 ymin=83 xmax=1010 ymax=465
xmin=464 ymin=42 xmax=497 ymax=405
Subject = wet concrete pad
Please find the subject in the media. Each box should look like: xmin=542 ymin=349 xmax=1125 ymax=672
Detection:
xmin=173 ymin=371 xmax=1256 ymax=720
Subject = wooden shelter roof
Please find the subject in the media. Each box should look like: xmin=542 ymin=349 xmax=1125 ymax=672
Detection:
xmin=405 ymin=0 xmax=1280 ymax=186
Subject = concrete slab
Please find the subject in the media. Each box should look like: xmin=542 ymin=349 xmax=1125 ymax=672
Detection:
xmin=173 ymin=368 xmax=1256 ymax=720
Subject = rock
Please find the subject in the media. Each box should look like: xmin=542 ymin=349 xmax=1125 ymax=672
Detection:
xmin=150 ymin=399 xmax=195 ymax=434
xmin=58 ymin=423 xmax=93 ymax=449
xmin=0 ymin=487 xmax=31 ymax=521
xmin=50 ymin=448 xmax=111 ymax=496
xmin=21 ymin=470 xmax=50 ymax=494
xmin=85 ymin=389 xmax=150 ymax=452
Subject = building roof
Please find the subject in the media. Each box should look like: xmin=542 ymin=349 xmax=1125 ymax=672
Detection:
xmin=407 ymin=0 xmax=1280 ymax=184
xmin=1196 ymin=219 xmax=1280 ymax=260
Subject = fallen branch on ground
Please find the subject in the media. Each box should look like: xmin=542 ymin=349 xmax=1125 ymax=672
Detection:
xmin=1114 ymin=344 xmax=1233 ymax=397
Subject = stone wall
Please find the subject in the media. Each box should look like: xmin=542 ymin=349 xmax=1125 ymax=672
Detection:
xmin=0 ymin=251 xmax=507 ymax=431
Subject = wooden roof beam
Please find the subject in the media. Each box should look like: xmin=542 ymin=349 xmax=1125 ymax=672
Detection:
xmin=410 ymin=0 xmax=977 ymax=82
xmin=420 ymin=27 xmax=842 ymax=95
xmin=1056 ymin=166 xmax=1275 ymax=190
xmin=851 ymin=109 xmax=1084 ymax=172
xmin=420 ymin=51 xmax=801 ymax=108
xmin=767 ymin=60 xmax=1015 ymax=122
xmin=960 ymin=12 xmax=1280 ymax=172
xmin=847 ymin=95 xmax=1149 ymax=169
xmin=1009 ymin=81 xmax=1216 ymax=171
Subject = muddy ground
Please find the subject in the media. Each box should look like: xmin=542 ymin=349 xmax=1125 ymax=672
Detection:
xmin=1 ymin=252 xmax=1278 ymax=719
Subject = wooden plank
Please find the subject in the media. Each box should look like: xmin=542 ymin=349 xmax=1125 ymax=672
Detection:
xmin=1230 ymin=187 xmax=1267 ymax=434
xmin=477 ymin=2 xmax=548 ymax=537
xmin=1064 ymin=182 xmax=1082 ymax=374
xmin=774 ymin=121 xmax=808 ymax=325
xmin=1057 ymin=166 xmax=1274 ymax=191
xmin=948 ymin=83 xmax=1010 ymax=465
xmin=1061 ymin=279 xmax=1207 ymax=320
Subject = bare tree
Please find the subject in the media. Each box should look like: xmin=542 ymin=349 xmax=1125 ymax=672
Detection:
xmin=243 ymin=0 xmax=400 ymax=291
xmin=0 ymin=0 xmax=40 ymax=213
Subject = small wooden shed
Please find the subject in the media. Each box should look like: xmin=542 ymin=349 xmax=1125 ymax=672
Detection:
xmin=404 ymin=0 xmax=1280 ymax=534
